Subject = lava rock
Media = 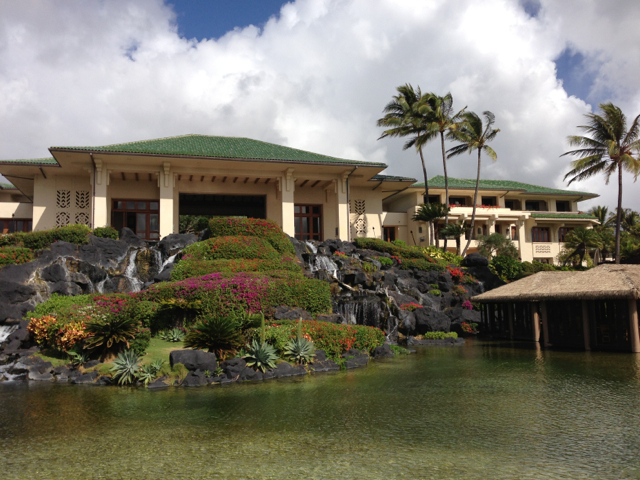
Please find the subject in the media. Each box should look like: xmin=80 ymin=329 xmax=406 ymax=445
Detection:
xmin=315 ymin=350 xmax=327 ymax=362
xmin=372 ymin=344 xmax=394 ymax=358
xmin=72 ymin=371 xmax=99 ymax=384
xmin=153 ymin=264 xmax=174 ymax=283
xmin=315 ymin=314 xmax=344 ymax=324
xmin=159 ymin=233 xmax=198 ymax=257
xmin=238 ymin=367 xmax=263 ymax=381
xmin=464 ymin=265 xmax=505 ymax=291
xmin=148 ymin=378 xmax=169 ymax=389
xmin=182 ymin=370 xmax=207 ymax=387
xmin=414 ymin=308 xmax=451 ymax=334
xmin=397 ymin=310 xmax=416 ymax=335
xmin=27 ymin=370 xmax=54 ymax=381
xmin=221 ymin=357 xmax=247 ymax=379
xmin=83 ymin=360 xmax=101 ymax=369
xmin=119 ymin=227 xmax=146 ymax=248
xmin=9 ymin=361 xmax=30 ymax=375
xmin=383 ymin=271 xmax=397 ymax=288
xmin=169 ymin=350 xmax=217 ymax=372
xmin=462 ymin=253 xmax=489 ymax=267
xmin=273 ymin=362 xmax=294 ymax=377
xmin=29 ymin=361 xmax=53 ymax=375
xmin=312 ymin=360 xmax=340 ymax=372
xmin=95 ymin=376 xmax=112 ymax=385
xmin=274 ymin=306 xmax=313 ymax=321
xmin=341 ymin=348 xmax=369 ymax=369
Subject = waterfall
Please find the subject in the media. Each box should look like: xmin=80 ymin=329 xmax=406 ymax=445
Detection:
xmin=315 ymin=256 xmax=338 ymax=277
xmin=124 ymin=250 xmax=143 ymax=292
xmin=161 ymin=253 xmax=178 ymax=270
xmin=95 ymin=278 xmax=107 ymax=294
xmin=305 ymin=241 xmax=317 ymax=254
xmin=0 ymin=325 xmax=18 ymax=345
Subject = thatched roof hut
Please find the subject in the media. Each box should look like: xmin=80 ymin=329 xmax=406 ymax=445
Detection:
xmin=472 ymin=264 xmax=640 ymax=303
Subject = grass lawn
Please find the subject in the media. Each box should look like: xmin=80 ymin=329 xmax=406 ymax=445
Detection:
xmin=140 ymin=338 xmax=184 ymax=366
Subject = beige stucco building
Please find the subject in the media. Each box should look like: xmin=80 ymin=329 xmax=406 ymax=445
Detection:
xmin=0 ymin=134 xmax=598 ymax=264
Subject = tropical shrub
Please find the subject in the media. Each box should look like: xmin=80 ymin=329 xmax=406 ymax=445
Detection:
xmin=160 ymin=328 xmax=186 ymax=342
xmin=25 ymin=293 xmax=94 ymax=319
xmin=170 ymin=258 xmax=301 ymax=281
xmin=415 ymin=331 xmax=458 ymax=340
xmin=0 ymin=246 xmax=33 ymax=266
xmin=129 ymin=300 xmax=159 ymax=329
xmin=84 ymin=315 xmax=139 ymax=360
xmin=477 ymin=233 xmax=519 ymax=259
xmin=181 ymin=236 xmax=281 ymax=261
xmin=110 ymin=350 xmax=141 ymax=385
xmin=420 ymin=246 xmax=463 ymax=265
xmin=179 ymin=215 xmax=210 ymax=235
xmin=461 ymin=322 xmax=478 ymax=334
xmin=391 ymin=239 xmax=407 ymax=247
xmin=377 ymin=256 xmax=393 ymax=267
xmin=451 ymin=285 xmax=468 ymax=296
xmin=141 ymin=272 xmax=331 ymax=317
xmin=183 ymin=314 xmax=246 ymax=360
xmin=284 ymin=319 xmax=316 ymax=365
xmin=130 ymin=327 xmax=151 ymax=356
xmin=244 ymin=339 xmax=279 ymax=372
xmin=400 ymin=303 xmax=422 ymax=311
xmin=136 ymin=359 xmax=165 ymax=385
xmin=447 ymin=267 xmax=465 ymax=282
xmin=361 ymin=262 xmax=377 ymax=274
xmin=0 ymin=224 xmax=91 ymax=250
xmin=428 ymin=289 xmax=442 ymax=296
xmin=208 ymin=217 xmax=295 ymax=256
xmin=27 ymin=315 xmax=90 ymax=351
xmin=353 ymin=238 xmax=426 ymax=259
xmin=490 ymin=255 xmax=524 ymax=281
xmin=92 ymin=226 xmax=119 ymax=240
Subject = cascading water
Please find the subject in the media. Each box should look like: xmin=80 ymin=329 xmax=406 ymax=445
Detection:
xmin=315 ymin=256 xmax=338 ymax=277
xmin=0 ymin=325 xmax=18 ymax=344
xmin=161 ymin=253 xmax=178 ymax=270
xmin=305 ymin=241 xmax=318 ymax=254
xmin=124 ymin=250 xmax=143 ymax=292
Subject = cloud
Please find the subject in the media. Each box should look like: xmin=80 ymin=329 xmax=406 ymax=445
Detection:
xmin=0 ymin=0 xmax=638 ymax=211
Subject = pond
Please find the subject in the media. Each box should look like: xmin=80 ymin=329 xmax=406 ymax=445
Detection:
xmin=2 ymin=340 xmax=640 ymax=479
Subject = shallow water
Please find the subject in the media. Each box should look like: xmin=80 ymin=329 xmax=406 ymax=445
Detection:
xmin=2 ymin=340 xmax=640 ymax=479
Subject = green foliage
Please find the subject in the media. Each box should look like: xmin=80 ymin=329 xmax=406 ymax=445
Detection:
xmin=110 ymin=350 xmax=141 ymax=385
xmin=179 ymin=215 xmax=210 ymax=235
xmin=490 ymin=255 xmax=524 ymax=281
xmin=0 ymin=224 xmax=91 ymax=250
xmin=171 ymin=363 xmax=188 ymax=381
xmin=420 ymin=246 xmax=463 ymax=265
xmin=477 ymin=233 xmax=519 ymax=259
xmin=84 ymin=315 xmax=139 ymax=359
xmin=130 ymin=328 xmax=151 ymax=356
xmin=183 ymin=314 xmax=246 ymax=361
xmin=391 ymin=239 xmax=407 ymax=247
xmin=25 ymin=293 xmax=94 ymax=319
xmin=390 ymin=345 xmax=410 ymax=355
xmin=92 ymin=226 xmax=119 ymax=240
xmin=377 ymin=256 xmax=393 ymax=266
xmin=243 ymin=338 xmax=279 ymax=372
xmin=170 ymin=257 xmax=301 ymax=281
xmin=208 ymin=217 xmax=295 ymax=256
xmin=428 ymin=289 xmax=442 ymax=296
xmin=182 ymin=236 xmax=281 ymax=261
xmin=0 ymin=246 xmax=33 ymax=266
xmin=160 ymin=328 xmax=186 ymax=342
xmin=361 ymin=262 xmax=377 ymax=274
xmin=67 ymin=348 xmax=89 ymax=367
xmin=352 ymin=325 xmax=386 ymax=353
xmin=416 ymin=331 xmax=459 ymax=340
xmin=284 ymin=319 xmax=316 ymax=365
xmin=398 ymin=258 xmax=446 ymax=272
xmin=130 ymin=301 xmax=159 ymax=329
xmin=136 ymin=359 xmax=165 ymax=385
xmin=520 ymin=261 xmax=559 ymax=276
xmin=353 ymin=237 xmax=426 ymax=259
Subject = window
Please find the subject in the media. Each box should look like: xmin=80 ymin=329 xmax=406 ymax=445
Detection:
xmin=383 ymin=226 xmax=396 ymax=242
xmin=449 ymin=197 xmax=466 ymax=206
xmin=511 ymin=226 xmax=518 ymax=240
xmin=427 ymin=196 xmax=441 ymax=204
xmin=556 ymin=201 xmax=570 ymax=212
xmin=525 ymin=200 xmax=541 ymax=211
xmin=558 ymin=227 xmax=573 ymax=242
xmin=505 ymin=199 xmax=519 ymax=210
xmin=111 ymin=199 xmax=160 ymax=240
xmin=534 ymin=258 xmax=552 ymax=264
xmin=1 ymin=219 xmax=32 ymax=234
xmin=481 ymin=196 xmax=496 ymax=206
xmin=294 ymin=204 xmax=322 ymax=241
xmin=531 ymin=227 xmax=550 ymax=242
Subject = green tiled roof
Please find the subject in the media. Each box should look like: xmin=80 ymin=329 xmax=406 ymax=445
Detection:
xmin=0 ymin=157 xmax=58 ymax=166
xmin=370 ymin=174 xmax=417 ymax=182
xmin=531 ymin=213 xmax=597 ymax=220
xmin=0 ymin=182 xmax=17 ymax=190
xmin=52 ymin=134 xmax=387 ymax=167
xmin=412 ymin=176 xmax=597 ymax=197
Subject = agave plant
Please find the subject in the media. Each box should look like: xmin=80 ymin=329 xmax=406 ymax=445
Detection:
xmin=67 ymin=348 xmax=89 ymax=367
xmin=284 ymin=319 xmax=316 ymax=365
xmin=136 ymin=359 xmax=165 ymax=386
xmin=183 ymin=314 xmax=245 ymax=361
xmin=243 ymin=339 xmax=279 ymax=373
xmin=84 ymin=315 xmax=139 ymax=361
xmin=110 ymin=350 xmax=141 ymax=385
xmin=161 ymin=328 xmax=185 ymax=342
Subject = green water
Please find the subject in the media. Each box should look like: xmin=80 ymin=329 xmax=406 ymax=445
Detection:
xmin=2 ymin=341 xmax=640 ymax=479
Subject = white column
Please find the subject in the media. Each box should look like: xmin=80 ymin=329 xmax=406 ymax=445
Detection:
xmin=159 ymin=162 xmax=174 ymax=239
xmin=517 ymin=217 xmax=527 ymax=260
xmin=337 ymin=171 xmax=349 ymax=240
xmin=93 ymin=159 xmax=108 ymax=229
xmin=280 ymin=168 xmax=295 ymax=237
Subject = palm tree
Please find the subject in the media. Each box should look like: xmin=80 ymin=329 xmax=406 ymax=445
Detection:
xmin=447 ymin=111 xmax=500 ymax=257
xmin=420 ymin=93 xmax=466 ymax=252
xmin=563 ymin=103 xmax=640 ymax=264
xmin=377 ymin=84 xmax=432 ymax=203
xmin=412 ymin=203 xmax=450 ymax=247
xmin=562 ymin=227 xmax=603 ymax=267
xmin=440 ymin=220 xmax=467 ymax=255
xmin=588 ymin=205 xmax=615 ymax=231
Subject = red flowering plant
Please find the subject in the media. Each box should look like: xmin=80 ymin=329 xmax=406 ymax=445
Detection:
xmin=400 ymin=303 xmax=423 ymax=311
xmin=447 ymin=267 xmax=465 ymax=283
xmin=390 ymin=255 xmax=402 ymax=264
xmin=333 ymin=251 xmax=348 ymax=258
xmin=462 ymin=300 xmax=473 ymax=310
xmin=0 ymin=246 xmax=33 ymax=266
xmin=451 ymin=285 xmax=468 ymax=297
xmin=460 ymin=322 xmax=479 ymax=334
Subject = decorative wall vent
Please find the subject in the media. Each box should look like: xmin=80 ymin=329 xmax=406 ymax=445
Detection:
xmin=534 ymin=244 xmax=552 ymax=254
xmin=56 ymin=190 xmax=71 ymax=209
xmin=351 ymin=199 xmax=366 ymax=215
xmin=350 ymin=199 xmax=367 ymax=236
xmin=354 ymin=217 xmax=367 ymax=235
xmin=56 ymin=212 xmax=70 ymax=227
xmin=74 ymin=212 xmax=90 ymax=226
xmin=75 ymin=191 xmax=90 ymax=210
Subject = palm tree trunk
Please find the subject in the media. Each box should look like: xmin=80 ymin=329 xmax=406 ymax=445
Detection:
xmin=440 ymin=131 xmax=449 ymax=253
xmin=462 ymin=149 xmax=482 ymax=256
xmin=455 ymin=236 xmax=460 ymax=256
xmin=419 ymin=147 xmax=430 ymax=205
xmin=615 ymin=162 xmax=623 ymax=264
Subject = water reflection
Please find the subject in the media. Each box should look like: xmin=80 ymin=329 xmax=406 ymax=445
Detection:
xmin=1 ymin=341 xmax=640 ymax=479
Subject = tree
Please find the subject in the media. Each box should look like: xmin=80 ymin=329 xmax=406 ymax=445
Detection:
xmin=439 ymin=220 xmax=467 ymax=255
xmin=420 ymin=93 xmax=466 ymax=252
xmin=588 ymin=205 xmax=615 ymax=231
xmin=563 ymin=103 xmax=640 ymax=264
xmin=562 ymin=227 xmax=603 ymax=267
xmin=477 ymin=233 xmax=518 ymax=259
xmin=377 ymin=84 xmax=433 ymax=203
xmin=447 ymin=111 xmax=500 ymax=256
xmin=412 ymin=203 xmax=450 ymax=247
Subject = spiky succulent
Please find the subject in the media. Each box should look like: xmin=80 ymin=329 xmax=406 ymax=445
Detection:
xmin=161 ymin=328 xmax=185 ymax=342
xmin=284 ymin=337 xmax=316 ymax=365
xmin=243 ymin=339 xmax=279 ymax=373
xmin=110 ymin=350 xmax=141 ymax=385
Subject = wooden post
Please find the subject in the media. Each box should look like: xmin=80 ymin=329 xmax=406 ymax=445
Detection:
xmin=507 ymin=303 xmax=514 ymax=340
xmin=629 ymin=299 xmax=640 ymax=353
xmin=540 ymin=301 xmax=550 ymax=347
xmin=581 ymin=300 xmax=591 ymax=351
xmin=532 ymin=303 xmax=540 ymax=343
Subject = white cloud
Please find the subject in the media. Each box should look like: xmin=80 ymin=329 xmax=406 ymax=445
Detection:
xmin=0 ymin=0 xmax=638 ymax=211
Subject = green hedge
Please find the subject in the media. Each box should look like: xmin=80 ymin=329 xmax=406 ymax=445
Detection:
xmin=353 ymin=238 xmax=426 ymax=259
xmin=92 ymin=226 xmax=119 ymax=240
xmin=0 ymin=246 xmax=34 ymax=266
xmin=171 ymin=258 xmax=301 ymax=281
xmin=208 ymin=217 xmax=295 ymax=256
xmin=0 ymin=224 xmax=91 ymax=250
xmin=182 ymin=236 xmax=281 ymax=261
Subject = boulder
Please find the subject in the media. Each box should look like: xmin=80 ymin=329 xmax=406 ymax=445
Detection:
xmin=148 ymin=378 xmax=169 ymax=389
xmin=27 ymin=370 xmax=54 ymax=381
xmin=153 ymin=264 xmax=174 ymax=283
xmin=72 ymin=371 xmax=99 ymax=384
xmin=9 ymin=361 xmax=30 ymax=375
xmin=273 ymin=362 xmax=295 ymax=378
xmin=7 ymin=325 xmax=30 ymax=345
xmin=158 ymin=233 xmax=198 ymax=257
xmin=238 ymin=367 xmax=263 ymax=381
xmin=414 ymin=308 xmax=451 ymax=334
xmin=464 ymin=265 xmax=505 ymax=291
xmin=397 ymin=310 xmax=416 ymax=335
xmin=315 ymin=314 xmax=344 ymax=324
xmin=372 ymin=344 xmax=394 ymax=358
xmin=29 ymin=361 xmax=53 ymax=375
xmin=274 ymin=306 xmax=313 ymax=321
xmin=315 ymin=350 xmax=327 ymax=362
xmin=95 ymin=376 xmax=112 ymax=385
xmin=462 ymin=253 xmax=489 ymax=267
xmin=83 ymin=360 xmax=101 ymax=369
xmin=312 ymin=359 xmax=340 ymax=372
xmin=342 ymin=348 xmax=369 ymax=369
xmin=169 ymin=350 xmax=217 ymax=372
xmin=119 ymin=227 xmax=146 ymax=248
xmin=182 ymin=370 xmax=207 ymax=387
xmin=221 ymin=357 xmax=246 ymax=379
